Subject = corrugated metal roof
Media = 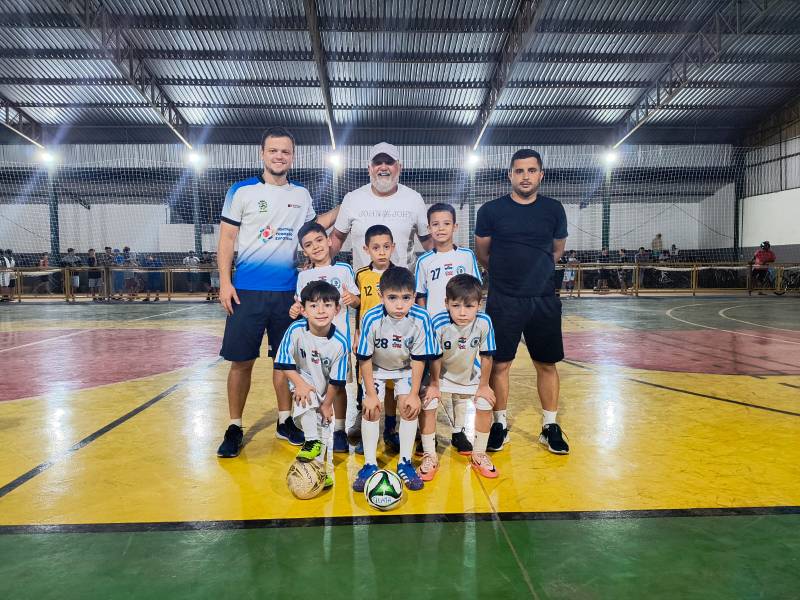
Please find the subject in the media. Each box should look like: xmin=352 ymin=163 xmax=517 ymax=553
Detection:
xmin=0 ymin=0 xmax=797 ymax=145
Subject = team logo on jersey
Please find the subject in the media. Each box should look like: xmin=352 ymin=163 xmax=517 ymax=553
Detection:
xmin=470 ymin=337 xmax=480 ymax=348
xmin=330 ymin=277 xmax=342 ymax=289
xmin=258 ymin=199 xmax=269 ymax=213
xmin=321 ymin=357 xmax=331 ymax=369
xmin=392 ymin=334 xmax=403 ymax=349
xmin=456 ymin=265 xmax=466 ymax=275
xmin=458 ymin=336 xmax=467 ymax=350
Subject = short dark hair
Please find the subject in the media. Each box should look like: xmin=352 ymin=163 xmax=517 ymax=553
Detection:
xmin=5 ymin=249 xmax=12 ymax=255
xmin=509 ymin=149 xmax=543 ymax=170
xmin=260 ymin=126 xmax=296 ymax=150
xmin=379 ymin=266 xmax=415 ymax=293
xmin=88 ymin=248 xmax=95 ymax=252
xmin=67 ymin=247 xmax=74 ymax=252
xmin=299 ymin=280 xmax=340 ymax=305
xmin=365 ymin=224 xmax=393 ymax=245
xmin=445 ymin=274 xmax=483 ymax=304
xmin=427 ymin=203 xmax=456 ymax=223
xmin=298 ymin=221 xmax=327 ymax=245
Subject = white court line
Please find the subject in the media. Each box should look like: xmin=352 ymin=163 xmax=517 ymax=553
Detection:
xmin=665 ymin=303 xmax=800 ymax=346
xmin=717 ymin=305 xmax=800 ymax=333
xmin=0 ymin=305 xmax=199 ymax=354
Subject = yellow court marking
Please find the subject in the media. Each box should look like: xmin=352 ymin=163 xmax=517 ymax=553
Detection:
xmin=1 ymin=355 xmax=798 ymax=525
xmin=562 ymin=314 xmax=626 ymax=333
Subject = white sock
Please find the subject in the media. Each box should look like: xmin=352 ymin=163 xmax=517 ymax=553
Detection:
xmin=278 ymin=410 xmax=291 ymax=424
xmin=362 ymin=418 xmax=380 ymax=466
xmin=493 ymin=410 xmax=507 ymax=428
xmin=230 ymin=418 xmax=242 ymax=428
xmin=421 ymin=432 xmax=436 ymax=456
xmin=452 ymin=398 xmax=467 ymax=433
xmin=542 ymin=410 xmax=558 ymax=426
xmin=300 ymin=410 xmax=319 ymax=441
xmin=474 ymin=431 xmax=489 ymax=454
xmin=334 ymin=418 xmax=346 ymax=432
xmin=399 ymin=418 xmax=418 ymax=462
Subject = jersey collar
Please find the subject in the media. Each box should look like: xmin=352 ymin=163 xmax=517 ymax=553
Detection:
xmin=304 ymin=320 xmax=337 ymax=339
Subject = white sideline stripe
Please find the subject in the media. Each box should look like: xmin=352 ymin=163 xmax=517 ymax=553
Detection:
xmin=665 ymin=303 xmax=800 ymax=346
xmin=0 ymin=305 xmax=198 ymax=353
xmin=717 ymin=305 xmax=800 ymax=333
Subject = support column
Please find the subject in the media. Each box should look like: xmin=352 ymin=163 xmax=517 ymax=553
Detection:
xmin=192 ymin=172 xmax=202 ymax=254
xmin=601 ymin=171 xmax=611 ymax=250
xmin=47 ymin=168 xmax=60 ymax=257
xmin=732 ymin=147 xmax=746 ymax=259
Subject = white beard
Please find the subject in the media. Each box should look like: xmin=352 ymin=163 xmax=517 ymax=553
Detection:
xmin=371 ymin=174 xmax=398 ymax=194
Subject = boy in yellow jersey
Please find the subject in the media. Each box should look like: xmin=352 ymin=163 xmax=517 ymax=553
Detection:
xmin=350 ymin=224 xmax=399 ymax=452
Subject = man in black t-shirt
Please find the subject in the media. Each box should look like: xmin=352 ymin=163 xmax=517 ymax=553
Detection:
xmin=474 ymin=148 xmax=570 ymax=455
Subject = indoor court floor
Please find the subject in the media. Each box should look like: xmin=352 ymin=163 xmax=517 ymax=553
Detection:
xmin=1 ymin=296 xmax=799 ymax=599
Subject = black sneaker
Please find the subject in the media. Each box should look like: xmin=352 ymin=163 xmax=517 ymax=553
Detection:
xmin=486 ymin=422 xmax=508 ymax=452
xmin=276 ymin=417 xmax=304 ymax=446
xmin=217 ymin=424 xmax=244 ymax=458
xmin=539 ymin=423 xmax=570 ymax=455
xmin=451 ymin=430 xmax=473 ymax=455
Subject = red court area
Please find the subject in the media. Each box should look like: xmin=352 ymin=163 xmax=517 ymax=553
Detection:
xmin=564 ymin=329 xmax=800 ymax=375
xmin=0 ymin=329 xmax=222 ymax=401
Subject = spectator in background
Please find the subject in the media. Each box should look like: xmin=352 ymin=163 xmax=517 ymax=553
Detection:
xmin=122 ymin=246 xmax=139 ymax=301
xmin=616 ymin=248 xmax=629 ymax=294
xmin=671 ymin=244 xmax=679 ymax=260
xmin=635 ymin=246 xmax=648 ymax=288
xmin=595 ymin=246 xmax=610 ymax=292
xmin=652 ymin=233 xmax=663 ymax=253
xmin=86 ymin=248 xmax=103 ymax=302
xmin=98 ymin=246 xmax=114 ymax=300
xmin=209 ymin=254 xmax=220 ymax=302
xmin=35 ymin=253 xmax=51 ymax=295
xmin=183 ymin=250 xmax=200 ymax=293
xmin=111 ymin=248 xmax=125 ymax=300
xmin=5 ymin=250 xmax=15 ymax=298
xmin=750 ymin=241 xmax=776 ymax=295
xmin=563 ymin=249 xmax=578 ymax=298
xmin=61 ymin=247 xmax=81 ymax=303
xmin=0 ymin=248 xmax=13 ymax=301
xmin=142 ymin=254 xmax=163 ymax=302
xmin=200 ymin=250 xmax=213 ymax=300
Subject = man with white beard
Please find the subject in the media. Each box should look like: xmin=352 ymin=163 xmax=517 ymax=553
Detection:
xmin=329 ymin=142 xmax=432 ymax=453
xmin=330 ymin=142 xmax=432 ymax=270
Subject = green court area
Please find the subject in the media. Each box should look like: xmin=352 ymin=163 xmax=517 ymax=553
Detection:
xmin=2 ymin=513 xmax=799 ymax=599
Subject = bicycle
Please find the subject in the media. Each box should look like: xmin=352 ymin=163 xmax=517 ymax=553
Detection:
xmin=774 ymin=268 xmax=800 ymax=296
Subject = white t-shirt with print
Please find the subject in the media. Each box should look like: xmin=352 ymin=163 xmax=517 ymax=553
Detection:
xmin=333 ymin=183 xmax=428 ymax=271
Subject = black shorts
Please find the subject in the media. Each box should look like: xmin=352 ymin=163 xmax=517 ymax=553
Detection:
xmin=220 ymin=289 xmax=296 ymax=362
xmin=485 ymin=290 xmax=563 ymax=364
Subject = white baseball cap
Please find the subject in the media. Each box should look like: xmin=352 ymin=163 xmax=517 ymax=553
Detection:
xmin=369 ymin=142 xmax=401 ymax=162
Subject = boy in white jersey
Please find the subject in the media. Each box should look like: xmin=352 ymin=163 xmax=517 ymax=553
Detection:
xmin=290 ymin=222 xmax=360 ymax=453
xmin=354 ymin=267 xmax=441 ymax=492
xmin=275 ymin=281 xmax=350 ymax=489
xmin=415 ymin=203 xmax=482 ymax=453
xmin=423 ymin=274 xmax=499 ymax=479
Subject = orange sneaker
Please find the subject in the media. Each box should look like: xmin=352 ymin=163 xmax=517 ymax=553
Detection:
xmin=418 ymin=452 xmax=439 ymax=482
xmin=471 ymin=452 xmax=499 ymax=479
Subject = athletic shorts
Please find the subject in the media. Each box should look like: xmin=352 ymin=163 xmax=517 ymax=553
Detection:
xmin=220 ymin=289 xmax=295 ymax=362
xmin=485 ymin=290 xmax=563 ymax=364
xmin=372 ymin=375 xmax=412 ymax=400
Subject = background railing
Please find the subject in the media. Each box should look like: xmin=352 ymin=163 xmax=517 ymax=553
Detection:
xmin=1 ymin=263 xmax=798 ymax=303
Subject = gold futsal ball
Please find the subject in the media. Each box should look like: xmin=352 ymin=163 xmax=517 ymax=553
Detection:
xmin=286 ymin=460 xmax=326 ymax=500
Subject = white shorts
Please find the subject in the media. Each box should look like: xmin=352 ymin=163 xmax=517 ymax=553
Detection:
xmin=372 ymin=374 xmax=412 ymax=401
xmin=439 ymin=380 xmax=478 ymax=396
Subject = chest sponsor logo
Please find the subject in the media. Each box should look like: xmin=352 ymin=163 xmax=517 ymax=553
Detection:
xmin=311 ymin=349 xmax=321 ymax=364
xmin=287 ymin=203 xmax=302 ymax=209
xmin=259 ymin=224 xmax=295 ymax=243
xmin=458 ymin=336 xmax=467 ymax=350
xmin=392 ymin=334 xmax=404 ymax=349
xmin=444 ymin=262 xmax=454 ymax=277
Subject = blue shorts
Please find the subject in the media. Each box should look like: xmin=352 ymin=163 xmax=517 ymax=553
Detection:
xmin=220 ymin=290 xmax=295 ymax=362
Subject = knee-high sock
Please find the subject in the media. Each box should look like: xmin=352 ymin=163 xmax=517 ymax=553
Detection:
xmin=399 ymin=418 xmax=418 ymax=463
xmin=362 ymin=418 xmax=380 ymax=466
